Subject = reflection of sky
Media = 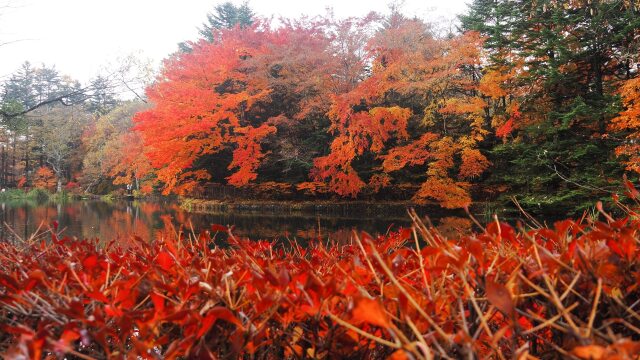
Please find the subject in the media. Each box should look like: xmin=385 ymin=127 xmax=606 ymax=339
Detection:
xmin=0 ymin=200 xmax=473 ymax=244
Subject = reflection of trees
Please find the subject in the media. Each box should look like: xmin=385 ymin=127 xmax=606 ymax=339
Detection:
xmin=435 ymin=217 xmax=473 ymax=239
xmin=0 ymin=200 xmax=475 ymax=244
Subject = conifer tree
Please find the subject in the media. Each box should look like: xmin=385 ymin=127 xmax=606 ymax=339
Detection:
xmin=463 ymin=0 xmax=640 ymax=214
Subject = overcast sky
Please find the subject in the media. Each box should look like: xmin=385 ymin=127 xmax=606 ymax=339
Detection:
xmin=0 ymin=0 xmax=469 ymax=82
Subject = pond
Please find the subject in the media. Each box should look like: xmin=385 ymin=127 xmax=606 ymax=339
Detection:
xmin=0 ymin=199 xmax=475 ymax=243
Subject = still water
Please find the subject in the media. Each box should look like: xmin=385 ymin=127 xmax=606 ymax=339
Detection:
xmin=0 ymin=199 xmax=473 ymax=243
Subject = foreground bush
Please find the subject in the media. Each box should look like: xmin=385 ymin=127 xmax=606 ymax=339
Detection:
xmin=1 ymin=207 xmax=640 ymax=359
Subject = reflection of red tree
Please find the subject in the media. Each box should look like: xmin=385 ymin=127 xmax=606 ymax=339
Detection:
xmin=435 ymin=217 xmax=473 ymax=238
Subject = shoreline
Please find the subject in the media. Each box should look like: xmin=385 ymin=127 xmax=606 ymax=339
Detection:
xmin=178 ymin=197 xmax=477 ymax=219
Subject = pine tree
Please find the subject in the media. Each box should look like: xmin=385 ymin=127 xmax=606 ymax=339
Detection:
xmin=463 ymin=0 xmax=640 ymax=214
xmin=199 ymin=1 xmax=254 ymax=41
xmin=178 ymin=1 xmax=255 ymax=52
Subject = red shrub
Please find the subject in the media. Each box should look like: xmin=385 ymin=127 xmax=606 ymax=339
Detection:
xmin=1 ymin=210 xmax=640 ymax=359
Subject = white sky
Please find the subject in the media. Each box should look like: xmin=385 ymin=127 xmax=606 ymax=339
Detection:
xmin=0 ymin=0 xmax=469 ymax=82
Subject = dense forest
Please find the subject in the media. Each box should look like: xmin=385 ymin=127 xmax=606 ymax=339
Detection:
xmin=4 ymin=1 xmax=640 ymax=359
xmin=0 ymin=1 xmax=638 ymax=216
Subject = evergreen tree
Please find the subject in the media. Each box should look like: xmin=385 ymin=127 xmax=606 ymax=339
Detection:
xmin=462 ymin=0 xmax=640 ymax=215
xmin=3 ymin=62 xmax=37 ymax=109
xmin=199 ymin=1 xmax=254 ymax=40
xmin=86 ymin=76 xmax=118 ymax=115
xmin=179 ymin=1 xmax=255 ymax=52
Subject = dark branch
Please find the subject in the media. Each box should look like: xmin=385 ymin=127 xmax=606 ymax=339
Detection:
xmin=0 ymin=89 xmax=89 ymax=118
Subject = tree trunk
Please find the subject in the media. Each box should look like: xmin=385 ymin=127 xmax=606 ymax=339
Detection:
xmin=1 ymin=145 xmax=5 ymax=187
xmin=25 ymin=149 xmax=29 ymax=183
xmin=11 ymin=138 xmax=16 ymax=185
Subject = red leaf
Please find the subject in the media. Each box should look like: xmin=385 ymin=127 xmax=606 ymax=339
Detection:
xmin=351 ymin=297 xmax=390 ymax=328
xmin=211 ymin=224 xmax=228 ymax=232
xmin=104 ymin=305 xmax=124 ymax=317
xmin=572 ymin=345 xmax=606 ymax=359
xmin=485 ymin=279 xmax=515 ymax=317
xmin=198 ymin=307 xmax=243 ymax=337
xmin=86 ymin=290 xmax=109 ymax=303
xmin=1 ymin=324 xmax=35 ymax=336
xmin=0 ymin=274 xmax=20 ymax=291
xmin=60 ymin=329 xmax=81 ymax=345
xmin=389 ymin=350 xmax=410 ymax=360
xmin=82 ymin=255 xmax=99 ymax=270
xmin=398 ymin=228 xmax=413 ymax=241
xmin=157 ymin=251 xmax=174 ymax=271
xmin=151 ymin=292 xmax=165 ymax=314
xmin=496 ymin=118 xmax=514 ymax=138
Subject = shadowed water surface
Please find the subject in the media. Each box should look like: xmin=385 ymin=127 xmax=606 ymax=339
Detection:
xmin=0 ymin=199 xmax=473 ymax=243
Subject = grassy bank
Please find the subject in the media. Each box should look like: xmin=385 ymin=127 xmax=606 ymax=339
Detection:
xmin=0 ymin=188 xmax=87 ymax=203
xmin=0 ymin=188 xmax=54 ymax=202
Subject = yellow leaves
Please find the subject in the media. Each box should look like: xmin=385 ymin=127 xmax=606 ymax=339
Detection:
xmin=479 ymin=68 xmax=512 ymax=99
xmin=414 ymin=177 xmax=471 ymax=209
xmin=426 ymin=137 xmax=456 ymax=178
xmin=310 ymin=21 xmax=491 ymax=207
xmin=380 ymin=133 xmax=488 ymax=208
xmin=611 ymin=77 xmax=640 ymax=130
xmin=439 ymin=97 xmax=486 ymax=116
xmin=33 ymin=167 xmax=57 ymax=191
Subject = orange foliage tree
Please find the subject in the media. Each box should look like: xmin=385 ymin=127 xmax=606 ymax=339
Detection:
xmin=32 ymin=167 xmax=57 ymax=192
xmin=134 ymin=24 xmax=281 ymax=195
xmin=134 ymin=17 xmax=367 ymax=196
xmin=133 ymin=13 xmax=496 ymax=207
xmin=102 ymin=131 xmax=155 ymax=194
xmin=311 ymin=16 xmax=492 ymax=207
xmin=610 ymin=77 xmax=640 ymax=173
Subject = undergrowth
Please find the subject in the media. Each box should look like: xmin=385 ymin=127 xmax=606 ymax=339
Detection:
xmin=2 ymin=186 xmax=640 ymax=358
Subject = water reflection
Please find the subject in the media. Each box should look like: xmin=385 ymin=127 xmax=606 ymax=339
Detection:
xmin=0 ymin=199 xmax=473 ymax=243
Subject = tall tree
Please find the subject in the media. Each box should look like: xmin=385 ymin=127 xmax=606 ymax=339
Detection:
xmin=86 ymin=75 xmax=119 ymax=115
xmin=137 ymin=25 xmax=277 ymax=195
xmin=136 ymin=13 xmax=495 ymax=207
xmin=36 ymin=105 xmax=90 ymax=192
xmin=308 ymin=14 xmax=491 ymax=207
xmin=179 ymin=1 xmax=255 ymax=52
xmin=462 ymin=0 xmax=640 ymax=214
xmin=82 ymin=101 xmax=150 ymax=193
xmin=200 ymin=1 xmax=254 ymax=38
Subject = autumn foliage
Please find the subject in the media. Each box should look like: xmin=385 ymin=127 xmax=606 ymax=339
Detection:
xmin=610 ymin=77 xmax=640 ymax=173
xmin=4 ymin=192 xmax=640 ymax=358
xmin=127 ymin=14 xmax=501 ymax=207
xmin=61 ymin=2 xmax=636 ymax=212
xmin=32 ymin=167 xmax=57 ymax=191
